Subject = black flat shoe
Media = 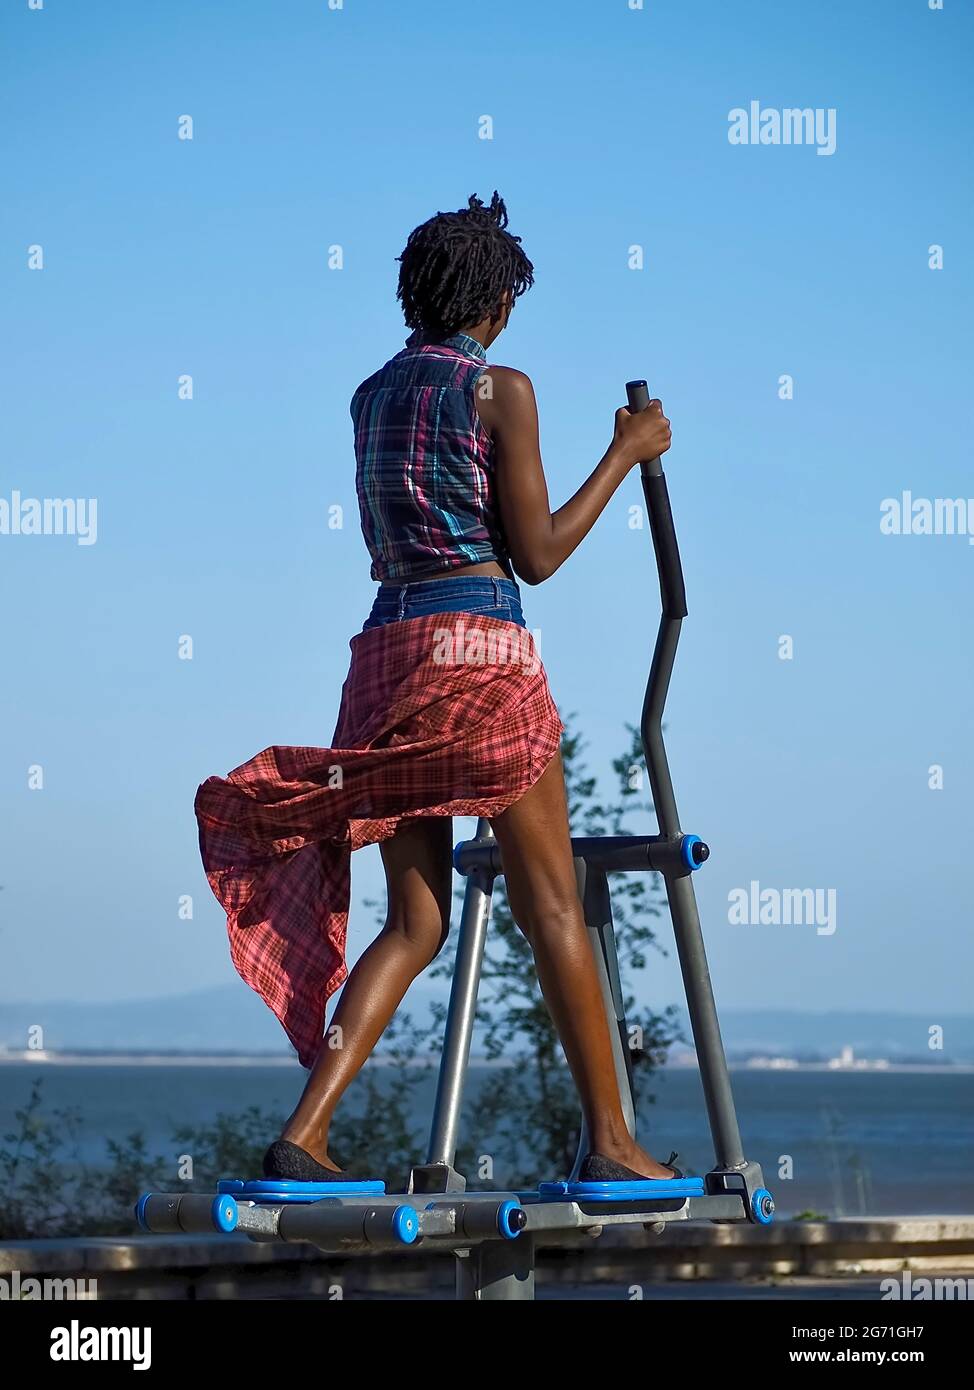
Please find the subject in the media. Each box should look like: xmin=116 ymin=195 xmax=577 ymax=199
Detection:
xmin=262 ymin=1139 xmax=373 ymax=1183
xmin=575 ymin=1150 xmax=689 ymax=1212
xmin=578 ymin=1149 xmax=685 ymax=1182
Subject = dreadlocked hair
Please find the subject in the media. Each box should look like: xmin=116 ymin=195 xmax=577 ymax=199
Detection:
xmin=396 ymin=191 xmax=534 ymax=338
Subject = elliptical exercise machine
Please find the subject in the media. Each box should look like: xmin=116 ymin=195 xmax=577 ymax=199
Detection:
xmin=137 ymin=380 xmax=774 ymax=1300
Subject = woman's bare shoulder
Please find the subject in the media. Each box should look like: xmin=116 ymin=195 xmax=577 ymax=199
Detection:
xmin=479 ymin=363 xmax=536 ymax=401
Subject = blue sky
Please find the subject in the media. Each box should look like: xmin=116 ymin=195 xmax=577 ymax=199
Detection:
xmin=2 ymin=0 xmax=972 ymax=1035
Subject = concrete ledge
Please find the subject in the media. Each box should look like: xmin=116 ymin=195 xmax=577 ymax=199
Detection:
xmin=2 ymin=1218 xmax=972 ymax=1298
xmin=554 ymin=1216 xmax=974 ymax=1285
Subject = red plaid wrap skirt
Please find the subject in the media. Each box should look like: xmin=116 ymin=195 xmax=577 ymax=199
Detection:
xmin=194 ymin=613 xmax=564 ymax=1067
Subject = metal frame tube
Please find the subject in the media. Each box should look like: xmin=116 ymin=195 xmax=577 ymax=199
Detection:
xmin=665 ymin=873 xmax=745 ymax=1167
xmin=637 ymin=494 xmax=746 ymax=1169
xmin=456 ymin=1236 xmax=536 ymax=1301
xmin=426 ymin=818 xmax=496 ymax=1170
xmin=641 ymin=616 xmax=683 ymax=836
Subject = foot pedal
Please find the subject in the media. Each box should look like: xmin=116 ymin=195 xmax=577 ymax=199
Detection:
xmin=217 ymin=1178 xmax=386 ymax=1205
xmin=535 ymin=1176 xmax=704 ymax=1210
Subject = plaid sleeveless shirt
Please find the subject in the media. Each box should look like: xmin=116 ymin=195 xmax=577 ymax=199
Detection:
xmin=350 ymin=331 xmax=513 ymax=581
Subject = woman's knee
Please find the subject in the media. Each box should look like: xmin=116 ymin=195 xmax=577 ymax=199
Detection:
xmin=379 ymin=816 xmax=453 ymax=963
xmin=383 ymin=898 xmax=451 ymax=964
xmin=508 ymin=883 xmax=583 ymax=944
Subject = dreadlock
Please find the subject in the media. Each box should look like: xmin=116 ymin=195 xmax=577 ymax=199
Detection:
xmin=396 ymin=191 xmax=534 ymax=338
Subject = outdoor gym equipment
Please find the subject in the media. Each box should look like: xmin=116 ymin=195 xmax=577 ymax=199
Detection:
xmin=137 ymin=379 xmax=774 ymax=1299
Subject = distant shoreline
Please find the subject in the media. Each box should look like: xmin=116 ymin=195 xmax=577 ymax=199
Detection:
xmin=1 ymin=1052 xmax=972 ymax=1074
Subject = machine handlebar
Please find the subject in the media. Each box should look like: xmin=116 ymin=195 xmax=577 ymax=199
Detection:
xmin=626 ymin=379 xmax=688 ymax=620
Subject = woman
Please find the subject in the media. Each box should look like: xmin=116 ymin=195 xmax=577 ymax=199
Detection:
xmin=195 ymin=192 xmax=677 ymax=1186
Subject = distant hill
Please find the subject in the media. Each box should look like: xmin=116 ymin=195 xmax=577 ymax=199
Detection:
xmin=0 ymin=989 xmax=967 ymax=1061
xmin=1 ymin=986 xmax=971 ymax=1062
xmin=673 ymin=1008 xmax=974 ymax=1064
xmin=0 ymin=985 xmax=287 ymax=1054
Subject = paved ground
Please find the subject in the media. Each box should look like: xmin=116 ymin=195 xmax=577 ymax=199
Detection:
xmin=536 ymin=1275 xmax=966 ymax=1300
xmin=342 ymin=1272 xmax=971 ymax=1300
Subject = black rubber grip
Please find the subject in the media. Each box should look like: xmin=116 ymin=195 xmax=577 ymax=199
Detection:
xmin=644 ymin=472 xmax=688 ymax=618
xmin=625 ymin=379 xmax=688 ymax=619
xmin=626 ymin=379 xmax=653 ymax=422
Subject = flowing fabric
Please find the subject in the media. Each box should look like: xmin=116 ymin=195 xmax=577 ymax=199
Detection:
xmin=195 ymin=613 xmax=564 ymax=1067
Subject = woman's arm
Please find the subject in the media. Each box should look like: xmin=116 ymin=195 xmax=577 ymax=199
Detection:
xmin=476 ymin=367 xmax=672 ymax=585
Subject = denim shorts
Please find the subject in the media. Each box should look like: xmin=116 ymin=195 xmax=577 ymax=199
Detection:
xmin=361 ymin=575 xmax=526 ymax=632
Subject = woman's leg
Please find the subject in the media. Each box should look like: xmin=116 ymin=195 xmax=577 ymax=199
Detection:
xmin=490 ymin=751 xmax=675 ymax=1178
xmin=279 ymin=815 xmax=453 ymax=1169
